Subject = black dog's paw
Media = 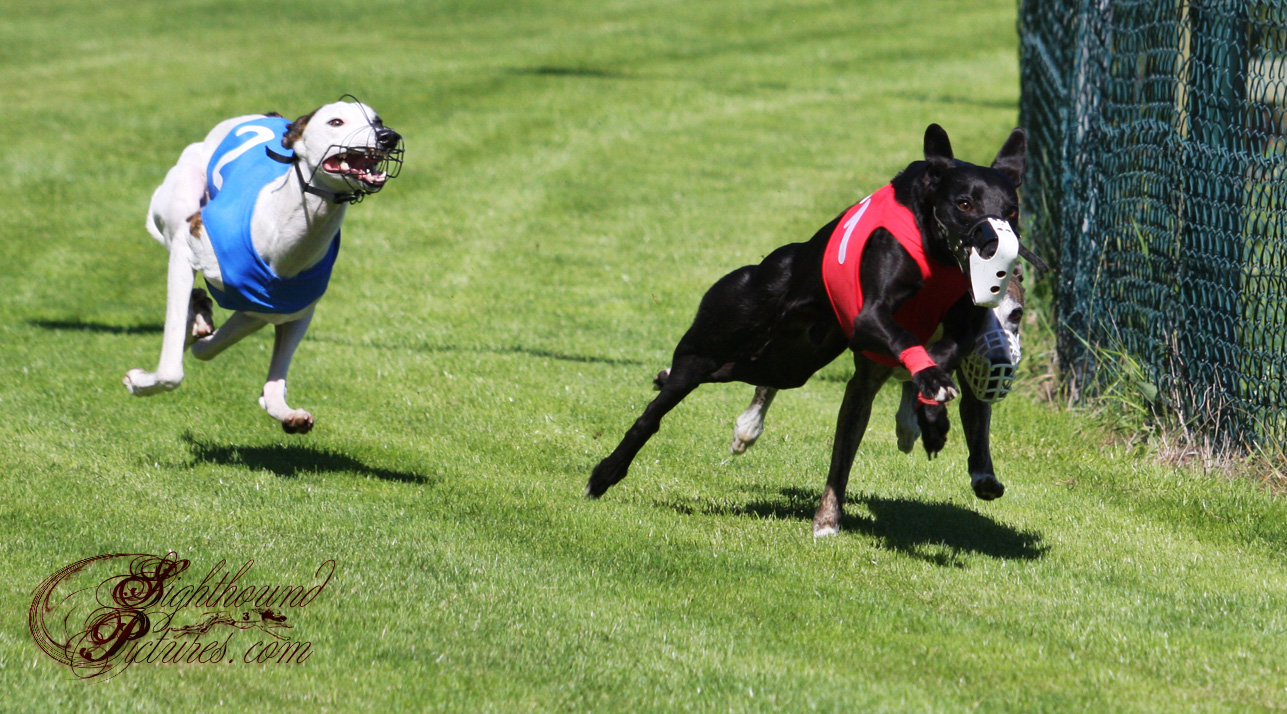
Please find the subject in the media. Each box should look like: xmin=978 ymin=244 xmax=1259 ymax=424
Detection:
xmin=916 ymin=401 xmax=950 ymax=458
xmin=586 ymin=457 xmax=627 ymax=498
xmin=971 ymin=474 xmax=1005 ymax=500
xmin=912 ymin=365 xmax=960 ymax=404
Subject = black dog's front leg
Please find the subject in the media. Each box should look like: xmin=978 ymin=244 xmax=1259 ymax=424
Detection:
xmin=958 ymin=382 xmax=1005 ymax=500
xmin=915 ymin=401 xmax=951 ymax=457
xmin=924 ymin=298 xmax=979 ymax=373
xmin=813 ymin=356 xmax=891 ymax=537
xmin=849 ymin=231 xmax=960 ymax=405
xmin=915 ymin=298 xmax=980 ymax=457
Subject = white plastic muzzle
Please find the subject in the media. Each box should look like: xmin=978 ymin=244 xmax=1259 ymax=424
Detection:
xmin=960 ymin=310 xmax=1021 ymax=403
xmin=968 ymin=217 xmax=1020 ymax=308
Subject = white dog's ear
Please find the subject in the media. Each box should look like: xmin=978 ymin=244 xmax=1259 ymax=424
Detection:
xmin=283 ymin=108 xmax=319 ymax=149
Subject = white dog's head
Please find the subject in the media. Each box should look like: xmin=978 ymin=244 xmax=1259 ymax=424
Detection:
xmin=283 ymin=98 xmax=404 ymax=203
xmin=960 ymin=265 xmax=1026 ymax=403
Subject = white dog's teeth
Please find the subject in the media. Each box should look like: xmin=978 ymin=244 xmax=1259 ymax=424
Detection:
xmin=341 ymin=160 xmax=351 ymax=172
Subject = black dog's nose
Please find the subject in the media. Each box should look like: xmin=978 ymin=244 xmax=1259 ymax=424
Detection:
xmin=970 ymin=219 xmax=1001 ymax=260
xmin=376 ymin=127 xmax=401 ymax=150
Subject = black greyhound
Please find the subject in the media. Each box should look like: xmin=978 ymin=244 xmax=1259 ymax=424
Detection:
xmin=586 ymin=124 xmax=1037 ymax=536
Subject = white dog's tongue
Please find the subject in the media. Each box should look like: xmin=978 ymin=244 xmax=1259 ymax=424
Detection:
xmin=326 ymin=154 xmax=386 ymax=185
xmin=968 ymin=217 xmax=1019 ymax=308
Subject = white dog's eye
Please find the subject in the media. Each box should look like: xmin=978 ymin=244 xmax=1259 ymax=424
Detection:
xmin=327 ymin=118 xmax=344 ymax=127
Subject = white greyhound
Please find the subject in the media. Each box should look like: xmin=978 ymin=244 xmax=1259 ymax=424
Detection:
xmin=123 ymin=98 xmax=403 ymax=433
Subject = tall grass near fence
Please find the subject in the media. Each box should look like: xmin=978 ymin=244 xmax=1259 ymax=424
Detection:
xmin=1019 ymin=0 xmax=1287 ymax=455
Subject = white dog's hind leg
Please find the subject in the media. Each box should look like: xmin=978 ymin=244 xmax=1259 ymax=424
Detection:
xmin=191 ymin=311 xmax=267 ymax=361
xmin=124 ymin=245 xmax=197 ymax=395
xmin=187 ymin=288 xmax=215 ymax=345
xmin=259 ymin=311 xmax=315 ymax=434
xmin=895 ymin=381 xmax=921 ymax=453
xmin=731 ymin=386 xmax=777 ymax=454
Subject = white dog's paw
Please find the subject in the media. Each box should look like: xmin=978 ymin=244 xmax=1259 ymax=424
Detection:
xmin=730 ymin=418 xmax=764 ymax=455
xmin=812 ymin=523 xmax=840 ymax=538
xmin=123 ymin=369 xmax=179 ymax=396
xmin=187 ymin=288 xmax=215 ymax=346
xmin=896 ymin=420 xmax=920 ymax=454
xmin=280 ymin=410 xmax=314 ymax=435
xmin=261 ymin=392 xmax=314 ymax=434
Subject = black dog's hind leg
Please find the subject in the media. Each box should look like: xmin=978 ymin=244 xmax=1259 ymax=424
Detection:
xmin=958 ymin=381 xmax=1005 ymax=500
xmin=813 ymin=356 xmax=892 ymax=536
xmin=586 ymin=355 xmax=716 ymax=498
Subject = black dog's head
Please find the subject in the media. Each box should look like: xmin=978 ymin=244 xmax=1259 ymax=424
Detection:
xmin=893 ymin=124 xmax=1045 ymax=305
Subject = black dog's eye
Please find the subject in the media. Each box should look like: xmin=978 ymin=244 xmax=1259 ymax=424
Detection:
xmin=327 ymin=118 xmax=344 ymax=127
xmin=1006 ymin=207 xmax=1019 ymax=220
xmin=957 ymin=199 xmax=972 ymax=212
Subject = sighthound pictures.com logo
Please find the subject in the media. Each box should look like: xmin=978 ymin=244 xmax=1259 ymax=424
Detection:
xmin=29 ymin=552 xmax=334 ymax=680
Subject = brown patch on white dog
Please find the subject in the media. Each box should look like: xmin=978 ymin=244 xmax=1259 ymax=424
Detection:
xmin=283 ymin=109 xmax=318 ymax=149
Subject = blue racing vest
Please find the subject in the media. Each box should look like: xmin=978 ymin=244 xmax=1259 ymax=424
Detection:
xmin=201 ymin=116 xmax=341 ymax=314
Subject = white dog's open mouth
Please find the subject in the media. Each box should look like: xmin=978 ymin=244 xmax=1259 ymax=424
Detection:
xmin=323 ymin=152 xmax=388 ymax=189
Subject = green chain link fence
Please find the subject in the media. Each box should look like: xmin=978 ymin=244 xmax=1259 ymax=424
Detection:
xmin=1019 ymin=0 xmax=1287 ymax=452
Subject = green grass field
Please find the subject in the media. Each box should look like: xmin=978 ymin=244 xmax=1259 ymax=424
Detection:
xmin=4 ymin=1 xmax=1287 ymax=711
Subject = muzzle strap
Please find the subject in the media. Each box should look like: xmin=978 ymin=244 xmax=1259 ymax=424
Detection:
xmin=265 ymin=146 xmax=294 ymax=164
xmin=1018 ymin=243 xmax=1051 ymax=272
xmin=293 ymin=161 xmax=358 ymax=205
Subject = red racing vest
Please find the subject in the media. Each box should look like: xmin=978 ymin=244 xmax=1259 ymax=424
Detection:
xmin=821 ymin=185 xmax=969 ymax=368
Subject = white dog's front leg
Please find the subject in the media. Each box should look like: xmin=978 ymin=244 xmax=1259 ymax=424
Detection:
xmin=731 ymin=386 xmax=778 ymax=454
xmin=258 ymin=311 xmax=315 ymax=434
xmin=895 ymin=381 xmax=922 ymax=453
xmin=124 ymin=245 xmax=196 ymax=395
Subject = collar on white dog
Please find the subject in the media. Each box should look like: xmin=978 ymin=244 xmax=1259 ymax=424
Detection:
xmin=968 ymin=217 xmax=1019 ymax=308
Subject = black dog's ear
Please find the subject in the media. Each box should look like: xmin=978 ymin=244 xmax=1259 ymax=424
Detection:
xmin=991 ymin=128 xmax=1027 ymax=187
xmin=923 ymin=124 xmax=954 ymax=172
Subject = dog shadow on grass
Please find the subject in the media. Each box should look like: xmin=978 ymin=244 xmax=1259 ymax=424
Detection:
xmin=27 ymin=318 xmax=164 ymax=335
xmin=312 ymin=334 xmax=650 ymax=368
xmin=666 ymin=486 xmax=1048 ymax=565
xmin=180 ymin=434 xmax=432 ymax=485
